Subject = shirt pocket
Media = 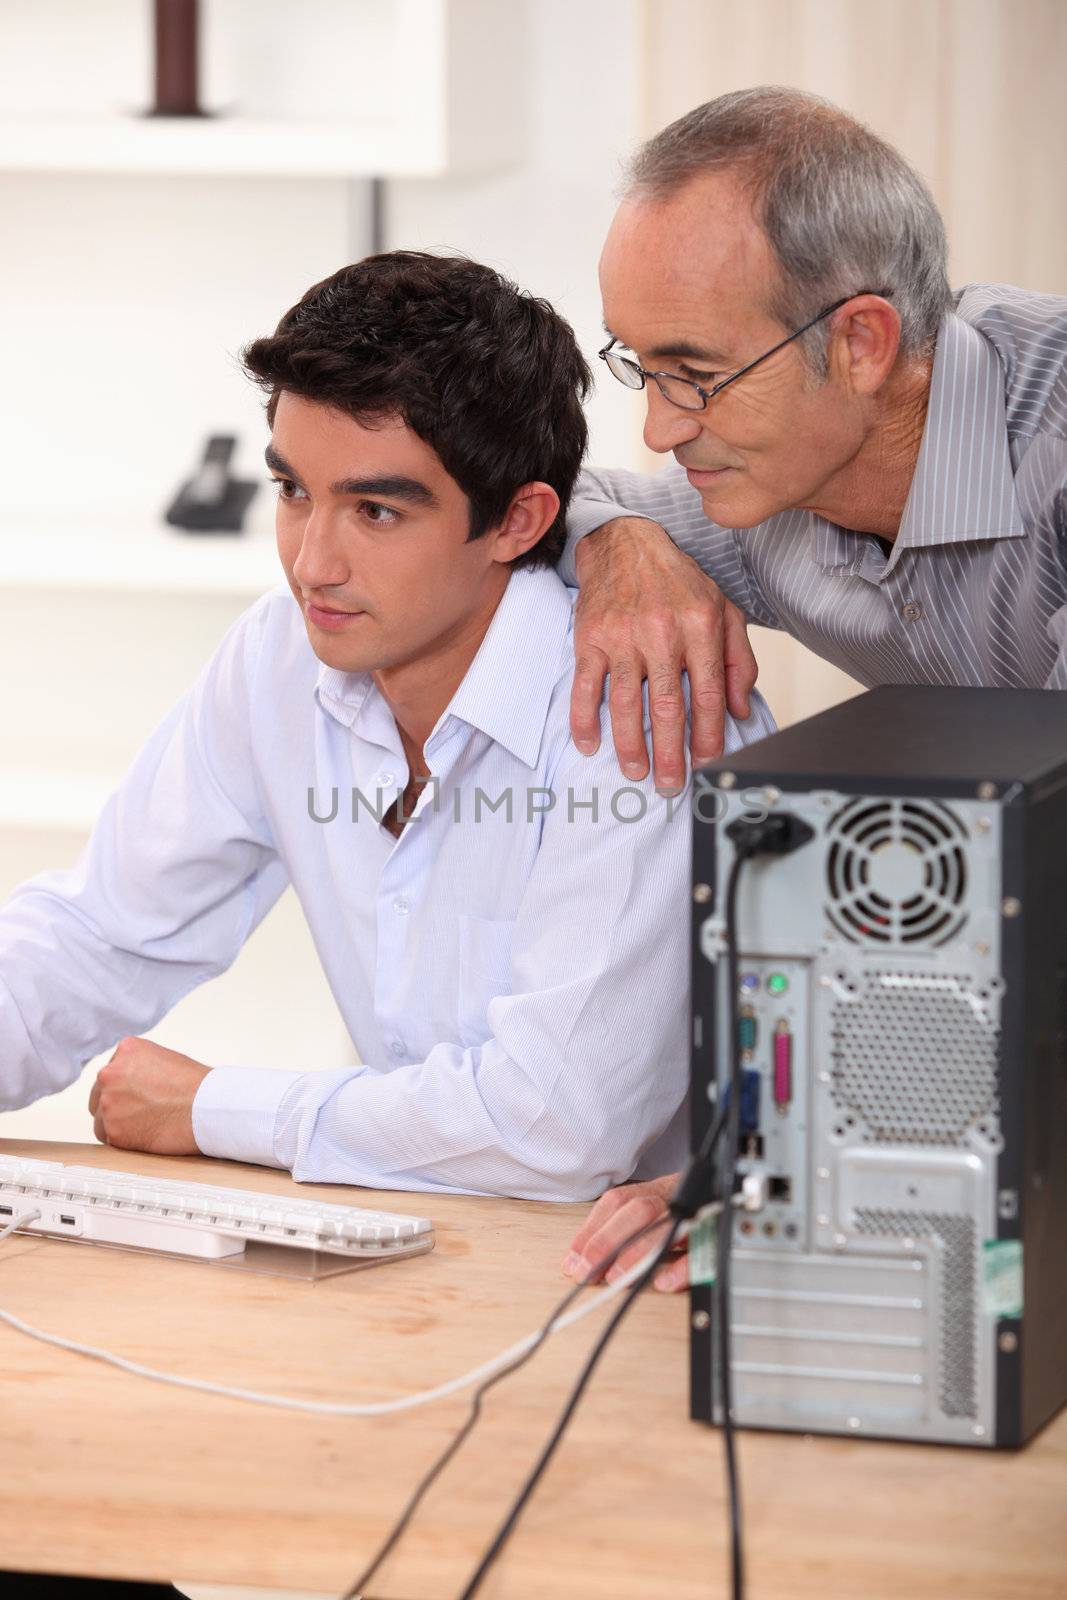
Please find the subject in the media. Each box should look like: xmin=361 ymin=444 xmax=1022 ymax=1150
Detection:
xmin=457 ymin=913 xmax=516 ymax=1049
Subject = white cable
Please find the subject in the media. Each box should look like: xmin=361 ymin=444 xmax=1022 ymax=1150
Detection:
xmin=0 ymin=1207 xmax=716 ymax=1418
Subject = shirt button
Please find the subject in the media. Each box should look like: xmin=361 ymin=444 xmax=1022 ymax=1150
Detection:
xmin=393 ymin=897 xmax=410 ymax=915
xmin=901 ymin=601 xmax=923 ymax=622
xmin=378 ymin=772 xmax=395 ymax=787
xmin=390 ymin=1039 xmax=406 ymax=1057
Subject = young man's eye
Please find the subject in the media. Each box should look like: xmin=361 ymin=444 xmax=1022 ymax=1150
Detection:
xmin=269 ymin=476 xmax=308 ymax=501
xmin=359 ymin=501 xmax=401 ymax=527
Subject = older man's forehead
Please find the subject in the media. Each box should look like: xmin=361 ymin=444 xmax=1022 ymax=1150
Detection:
xmin=600 ymin=179 xmax=777 ymax=354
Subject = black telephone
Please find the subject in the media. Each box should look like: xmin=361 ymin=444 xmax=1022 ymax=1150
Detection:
xmin=165 ymin=435 xmax=258 ymax=533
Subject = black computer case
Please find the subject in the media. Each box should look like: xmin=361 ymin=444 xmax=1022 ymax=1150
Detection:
xmin=689 ymin=686 xmax=1067 ymax=1447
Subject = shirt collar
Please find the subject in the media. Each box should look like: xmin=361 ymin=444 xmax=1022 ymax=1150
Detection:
xmin=808 ymin=309 xmax=1025 ymax=578
xmin=891 ymin=308 xmax=1025 ymax=558
xmin=314 ymin=565 xmax=575 ymax=770
xmin=433 ymin=566 xmax=574 ymax=767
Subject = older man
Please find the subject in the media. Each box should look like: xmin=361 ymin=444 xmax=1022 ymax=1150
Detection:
xmin=562 ymin=85 xmax=1067 ymax=1288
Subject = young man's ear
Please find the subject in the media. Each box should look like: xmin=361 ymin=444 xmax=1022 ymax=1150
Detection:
xmin=490 ymin=482 xmax=561 ymax=565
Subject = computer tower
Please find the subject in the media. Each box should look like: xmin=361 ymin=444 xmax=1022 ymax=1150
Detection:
xmin=689 ymin=685 xmax=1067 ymax=1448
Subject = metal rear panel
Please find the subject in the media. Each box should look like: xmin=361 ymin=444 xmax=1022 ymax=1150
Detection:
xmin=691 ymin=785 xmax=1004 ymax=1446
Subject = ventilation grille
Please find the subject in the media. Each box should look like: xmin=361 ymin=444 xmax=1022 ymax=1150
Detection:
xmin=853 ymin=1209 xmax=977 ymax=1417
xmin=826 ymin=798 xmax=969 ymax=947
xmin=831 ymin=972 xmax=999 ymax=1146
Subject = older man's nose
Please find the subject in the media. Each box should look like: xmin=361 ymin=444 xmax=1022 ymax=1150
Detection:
xmin=642 ymin=384 xmax=705 ymax=456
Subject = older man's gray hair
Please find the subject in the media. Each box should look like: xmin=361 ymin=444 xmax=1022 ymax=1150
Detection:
xmin=626 ymin=86 xmax=952 ymax=373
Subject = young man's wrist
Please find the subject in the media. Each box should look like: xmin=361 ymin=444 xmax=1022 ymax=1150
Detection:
xmin=191 ymin=1065 xmax=301 ymax=1167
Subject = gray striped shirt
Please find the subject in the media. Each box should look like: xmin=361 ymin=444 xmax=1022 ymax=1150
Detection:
xmin=567 ymin=284 xmax=1067 ymax=691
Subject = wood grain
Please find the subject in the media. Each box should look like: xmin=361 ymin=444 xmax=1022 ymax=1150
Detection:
xmin=1 ymin=1139 xmax=1063 ymax=1599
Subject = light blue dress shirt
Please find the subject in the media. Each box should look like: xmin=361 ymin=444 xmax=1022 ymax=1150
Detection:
xmin=0 ymin=565 xmax=774 ymax=1200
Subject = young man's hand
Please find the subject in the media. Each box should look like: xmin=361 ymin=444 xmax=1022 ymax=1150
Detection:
xmin=570 ymin=518 xmax=757 ymax=790
xmin=89 ymin=1037 xmax=209 ymax=1155
xmin=561 ymin=1171 xmax=688 ymax=1293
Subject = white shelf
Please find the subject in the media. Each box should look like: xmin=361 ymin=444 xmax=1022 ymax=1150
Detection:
xmin=0 ymin=113 xmax=465 ymax=180
xmin=0 ymin=520 xmax=283 ymax=597
xmin=0 ymin=0 xmax=523 ymax=180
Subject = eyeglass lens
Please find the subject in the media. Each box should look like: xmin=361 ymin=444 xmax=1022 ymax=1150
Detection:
xmin=603 ymin=349 xmax=643 ymax=389
xmin=603 ymin=349 xmax=706 ymax=410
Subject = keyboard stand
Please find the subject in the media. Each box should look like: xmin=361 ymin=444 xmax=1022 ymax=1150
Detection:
xmin=14 ymin=1219 xmax=431 ymax=1280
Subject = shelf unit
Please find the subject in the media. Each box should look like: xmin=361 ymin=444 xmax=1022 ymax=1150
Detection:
xmin=0 ymin=517 xmax=284 ymax=831
xmin=0 ymin=520 xmax=283 ymax=597
xmin=0 ymin=113 xmax=495 ymax=180
xmin=0 ymin=0 xmax=523 ymax=180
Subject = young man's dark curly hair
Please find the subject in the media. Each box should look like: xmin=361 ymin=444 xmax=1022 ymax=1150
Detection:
xmin=241 ymin=251 xmax=591 ymax=570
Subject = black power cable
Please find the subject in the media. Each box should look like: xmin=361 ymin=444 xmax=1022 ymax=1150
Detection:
xmin=715 ymin=846 xmax=750 ymax=1600
xmin=451 ymin=813 xmax=813 ymax=1600
xmin=454 ymin=1097 xmax=743 ymax=1600
xmin=350 ymin=809 xmax=813 ymax=1600
xmin=456 ymin=1214 xmax=687 ymax=1600
xmin=341 ymin=1212 xmax=669 ymax=1600
xmin=715 ymin=810 xmax=816 ymax=1600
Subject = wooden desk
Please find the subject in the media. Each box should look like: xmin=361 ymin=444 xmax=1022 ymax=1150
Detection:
xmin=1 ymin=1138 xmax=1064 ymax=1599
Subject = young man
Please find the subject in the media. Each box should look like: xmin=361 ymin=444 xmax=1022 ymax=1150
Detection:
xmin=1 ymin=252 xmax=774 ymax=1200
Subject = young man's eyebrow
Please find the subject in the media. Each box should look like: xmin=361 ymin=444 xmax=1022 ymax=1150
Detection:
xmin=264 ymin=444 xmax=438 ymax=505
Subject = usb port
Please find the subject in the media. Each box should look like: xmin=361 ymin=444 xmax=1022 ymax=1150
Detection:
xmin=0 ymin=1205 xmax=11 ymax=1216
xmin=768 ymin=1177 xmax=792 ymax=1204
xmin=59 ymin=1214 xmax=76 ymax=1226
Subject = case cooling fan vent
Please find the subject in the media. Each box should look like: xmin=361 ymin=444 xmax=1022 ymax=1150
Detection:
xmin=825 ymin=798 xmax=969 ymax=946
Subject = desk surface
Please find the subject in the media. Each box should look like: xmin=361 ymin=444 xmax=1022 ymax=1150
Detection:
xmin=1 ymin=1138 xmax=1064 ymax=1600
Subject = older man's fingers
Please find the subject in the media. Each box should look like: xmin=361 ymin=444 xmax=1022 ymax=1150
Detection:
xmin=569 ymin=646 xmax=609 ymax=755
xmin=687 ymin=642 xmax=729 ymax=771
xmin=601 ymin=653 xmax=649 ymax=779
xmin=721 ymin=599 xmax=758 ymax=726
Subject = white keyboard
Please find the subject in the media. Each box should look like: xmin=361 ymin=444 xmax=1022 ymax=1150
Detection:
xmin=0 ymin=1156 xmax=434 ymax=1263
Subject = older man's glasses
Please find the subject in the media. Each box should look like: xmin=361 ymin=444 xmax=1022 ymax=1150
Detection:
xmin=598 ymin=291 xmax=889 ymax=411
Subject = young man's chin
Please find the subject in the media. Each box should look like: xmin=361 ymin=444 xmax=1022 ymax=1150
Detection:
xmin=304 ymin=617 xmax=381 ymax=672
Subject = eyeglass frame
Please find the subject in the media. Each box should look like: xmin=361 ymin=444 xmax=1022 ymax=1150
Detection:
xmin=597 ymin=289 xmax=891 ymax=411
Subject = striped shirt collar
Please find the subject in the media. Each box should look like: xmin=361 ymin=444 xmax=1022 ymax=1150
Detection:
xmin=314 ymin=563 xmax=575 ymax=770
xmin=812 ymin=309 xmax=1026 ymax=577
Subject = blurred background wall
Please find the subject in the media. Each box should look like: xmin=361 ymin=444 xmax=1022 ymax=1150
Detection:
xmin=0 ymin=0 xmax=1064 ymax=1146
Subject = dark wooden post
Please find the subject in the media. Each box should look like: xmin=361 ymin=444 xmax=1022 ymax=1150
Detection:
xmin=151 ymin=0 xmax=204 ymax=117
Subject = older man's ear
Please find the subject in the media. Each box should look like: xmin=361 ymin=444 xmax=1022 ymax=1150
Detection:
xmin=89 ymin=1036 xmax=209 ymax=1155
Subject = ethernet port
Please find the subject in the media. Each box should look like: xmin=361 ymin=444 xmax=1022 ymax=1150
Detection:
xmin=768 ymin=1176 xmax=793 ymax=1204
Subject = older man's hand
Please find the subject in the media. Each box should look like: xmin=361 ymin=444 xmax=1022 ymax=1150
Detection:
xmin=570 ymin=518 xmax=757 ymax=790
xmin=89 ymin=1036 xmax=209 ymax=1155
xmin=561 ymin=1172 xmax=688 ymax=1294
